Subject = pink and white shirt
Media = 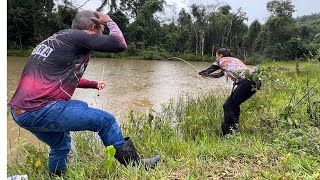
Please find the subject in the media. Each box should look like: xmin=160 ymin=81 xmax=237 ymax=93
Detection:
xmin=216 ymin=57 xmax=254 ymax=82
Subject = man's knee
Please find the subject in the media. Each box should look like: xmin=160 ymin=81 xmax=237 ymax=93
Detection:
xmin=98 ymin=111 xmax=120 ymax=132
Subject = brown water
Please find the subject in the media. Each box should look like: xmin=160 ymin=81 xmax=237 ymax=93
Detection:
xmin=7 ymin=56 xmax=233 ymax=157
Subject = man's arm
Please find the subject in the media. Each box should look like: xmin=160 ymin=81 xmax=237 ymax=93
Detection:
xmin=77 ymin=79 xmax=98 ymax=89
xmin=71 ymin=12 xmax=127 ymax=52
xmin=77 ymin=79 xmax=106 ymax=90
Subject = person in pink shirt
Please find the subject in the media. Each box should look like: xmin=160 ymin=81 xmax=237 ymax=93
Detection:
xmin=199 ymin=48 xmax=261 ymax=136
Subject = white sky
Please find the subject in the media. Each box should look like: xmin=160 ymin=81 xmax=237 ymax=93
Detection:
xmin=75 ymin=0 xmax=320 ymax=24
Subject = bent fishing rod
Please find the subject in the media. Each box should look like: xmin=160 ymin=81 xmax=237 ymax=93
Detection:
xmin=167 ymin=57 xmax=201 ymax=73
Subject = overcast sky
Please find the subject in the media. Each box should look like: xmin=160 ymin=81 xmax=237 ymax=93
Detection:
xmin=168 ymin=0 xmax=320 ymax=23
xmin=75 ymin=0 xmax=320 ymax=24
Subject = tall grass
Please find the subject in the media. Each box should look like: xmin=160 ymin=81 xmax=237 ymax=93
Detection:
xmin=7 ymin=60 xmax=320 ymax=179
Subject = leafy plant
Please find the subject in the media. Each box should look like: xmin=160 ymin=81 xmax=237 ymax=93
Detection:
xmin=103 ymin=145 xmax=116 ymax=171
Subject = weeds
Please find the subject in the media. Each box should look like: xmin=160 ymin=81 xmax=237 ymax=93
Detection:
xmin=7 ymin=60 xmax=320 ymax=179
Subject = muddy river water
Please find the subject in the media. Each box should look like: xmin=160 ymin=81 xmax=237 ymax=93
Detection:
xmin=7 ymin=56 xmax=233 ymax=157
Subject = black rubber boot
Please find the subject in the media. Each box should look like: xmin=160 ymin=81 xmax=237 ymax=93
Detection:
xmin=233 ymin=117 xmax=239 ymax=131
xmin=49 ymin=169 xmax=67 ymax=179
xmin=234 ymin=117 xmax=239 ymax=124
xmin=221 ymin=123 xmax=237 ymax=136
xmin=114 ymin=137 xmax=160 ymax=168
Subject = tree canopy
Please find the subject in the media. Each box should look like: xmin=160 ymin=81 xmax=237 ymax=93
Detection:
xmin=7 ymin=0 xmax=320 ymax=61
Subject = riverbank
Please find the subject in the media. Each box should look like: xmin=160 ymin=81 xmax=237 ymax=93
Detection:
xmin=7 ymin=60 xmax=320 ymax=179
xmin=7 ymin=48 xmax=213 ymax=61
xmin=7 ymin=49 xmax=269 ymax=65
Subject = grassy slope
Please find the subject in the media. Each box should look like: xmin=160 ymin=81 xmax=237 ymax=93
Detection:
xmin=7 ymin=60 xmax=320 ymax=179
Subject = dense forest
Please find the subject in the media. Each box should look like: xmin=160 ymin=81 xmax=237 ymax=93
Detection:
xmin=7 ymin=0 xmax=320 ymax=61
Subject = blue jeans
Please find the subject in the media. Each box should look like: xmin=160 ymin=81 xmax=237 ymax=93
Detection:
xmin=10 ymin=100 xmax=125 ymax=171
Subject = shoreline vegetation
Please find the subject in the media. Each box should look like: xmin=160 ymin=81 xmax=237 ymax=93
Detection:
xmin=7 ymin=48 xmax=214 ymax=61
xmin=7 ymin=59 xmax=320 ymax=179
xmin=7 ymin=48 xmax=276 ymax=65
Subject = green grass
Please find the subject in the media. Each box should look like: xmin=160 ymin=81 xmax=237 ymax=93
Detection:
xmin=7 ymin=59 xmax=320 ymax=179
xmin=7 ymin=49 xmax=33 ymax=57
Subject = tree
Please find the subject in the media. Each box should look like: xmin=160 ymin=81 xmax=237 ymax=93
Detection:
xmin=176 ymin=8 xmax=193 ymax=52
xmin=119 ymin=0 xmax=152 ymax=18
xmin=256 ymin=0 xmax=300 ymax=60
xmin=8 ymin=0 xmax=55 ymax=48
xmin=267 ymin=0 xmax=295 ymax=17
xmin=7 ymin=0 xmax=76 ymax=49
xmin=162 ymin=22 xmax=180 ymax=52
xmin=177 ymin=8 xmax=192 ymax=27
xmin=190 ymin=4 xmax=206 ymax=55
xmin=53 ymin=1 xmax=78 ymax=30
xmin=218 ymin=5 xmax=231 ymax=15
xmin=207 ymin=11 xmax=231 ymax=51
xmin=225 ymin=8 xmax=248 ymax=57
xmin=126 ymin=0 xmax=165 ymax=48
xmin=97 ymin=0 xmax=117 ymax=12
xmin=243 ymin=20 xmax=261 ymax=56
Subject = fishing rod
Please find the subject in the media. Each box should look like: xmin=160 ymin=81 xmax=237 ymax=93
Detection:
xmin=167 ymin=57 xmax=201 ymax=73
xmin=167 ymin=57 xmax=218 ymax=90
xmin=97 ymin=65 xmax=105 ymax=96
